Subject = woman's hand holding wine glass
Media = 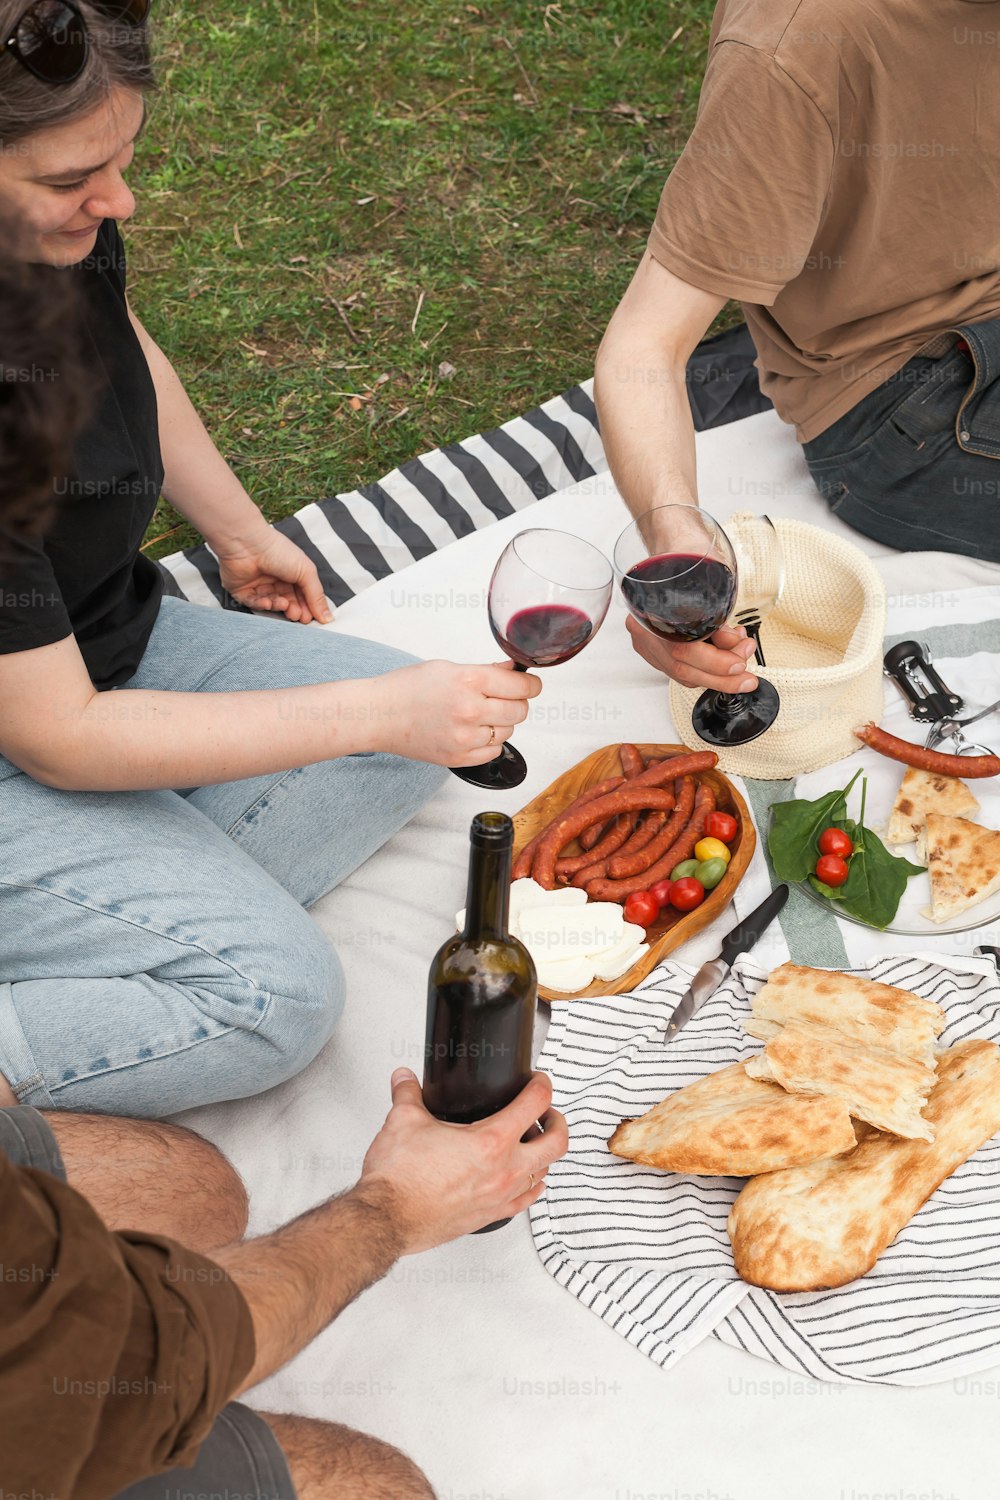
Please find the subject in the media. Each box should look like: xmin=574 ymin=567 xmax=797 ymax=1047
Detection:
xmin=374 ymin=659 xmax=542 ymax=769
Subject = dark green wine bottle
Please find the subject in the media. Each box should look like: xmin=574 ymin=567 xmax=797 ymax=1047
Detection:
xmin=423 ymin=811 xmax=537 ymax=1232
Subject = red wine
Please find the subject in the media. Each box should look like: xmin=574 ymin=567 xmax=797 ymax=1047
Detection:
xmin=492 ymin=603 xmax=593 ymax=667
xmin=423 ymin=813 xmax=537 ymax=1230
xmin=621 ymin=552 xmax=737 ymax=643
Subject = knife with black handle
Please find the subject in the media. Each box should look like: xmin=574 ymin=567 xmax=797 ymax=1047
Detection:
xmin=663 ymin=884 xmax=790 ymax=1040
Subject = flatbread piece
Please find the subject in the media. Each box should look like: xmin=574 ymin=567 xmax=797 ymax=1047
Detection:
xmin=728 ymin=1040 xmax=1000 ymax=1291
xmin=915 ymin=813 xmax=1000 ymax=925
xmin=744 ymin=1019 xmax=936 ymax=1141
xmin=609 ymin=1060 xmax=857 ymax=1177
xmin=886 ymin=767 xmax=978 ymax=847
xmin=744 ymin=962 xmax=945 ymax=1067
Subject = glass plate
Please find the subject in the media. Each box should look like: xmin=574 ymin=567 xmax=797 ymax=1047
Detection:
xmin=766 ymin=755 xmax=1000 ymax=938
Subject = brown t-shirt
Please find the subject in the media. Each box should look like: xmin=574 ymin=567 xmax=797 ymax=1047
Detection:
xmin=0 ymin=1149 xmax=255 ymax=1500
xmin=648 ymin=0 xmax=1000 ymax=442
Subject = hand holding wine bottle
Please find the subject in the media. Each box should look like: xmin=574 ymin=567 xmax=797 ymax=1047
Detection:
xmin=360 ymin=1069 xmax=568 ymax=1254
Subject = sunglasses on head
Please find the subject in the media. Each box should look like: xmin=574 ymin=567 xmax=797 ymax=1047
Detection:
xmin=3 ymin=0 xmax=150 ymax=85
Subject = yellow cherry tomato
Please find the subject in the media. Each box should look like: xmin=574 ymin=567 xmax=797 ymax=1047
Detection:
xmin=694 ymin=836 xmax=732 ymax=865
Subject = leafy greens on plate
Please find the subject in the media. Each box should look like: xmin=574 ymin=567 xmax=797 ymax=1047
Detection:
xmin=768 ymin=772 xmax=924 ymax=930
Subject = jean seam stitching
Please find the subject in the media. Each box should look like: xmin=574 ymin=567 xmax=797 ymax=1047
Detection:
xmin=44 ymin=1024 xmax=244 ymax=1098
xmin=0 ymin=878 xmax=271 ymax=992
xmin=224 ymin=766 xmax=303 ymax=840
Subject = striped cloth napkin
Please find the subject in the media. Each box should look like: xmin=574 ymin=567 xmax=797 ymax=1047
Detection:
xmin=530 ymin=951 xmax=1000 ymax=1385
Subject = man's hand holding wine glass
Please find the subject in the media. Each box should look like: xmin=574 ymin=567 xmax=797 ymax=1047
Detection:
xmin=626 ymin=616 xmax=759 ymax=694
xmin=360 ymin=1070 xmax=568 ymax=1254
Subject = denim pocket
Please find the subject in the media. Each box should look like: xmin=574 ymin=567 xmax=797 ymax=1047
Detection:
xmin=886 ymin=351 xmax=972 ymax=449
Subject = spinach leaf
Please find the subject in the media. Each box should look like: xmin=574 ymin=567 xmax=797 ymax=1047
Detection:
xmin=836 ymin=824 xmax=925 ymax=930
xmin=768 ymin=772 xmax=924 ymax=929
xmin=768 ymin=770 xmax=862 ymax=883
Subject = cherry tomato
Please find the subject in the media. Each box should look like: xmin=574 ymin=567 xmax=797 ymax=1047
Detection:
xmin=671 ymin=859 xmax=700 ymax=881
xmin=694 ymin=836 xmax=732 ymax=866
xmin=815 ymin=853 xmax=850 ymax=887
xmin=818 ymin=826 xmax=853 ymax=859
xmin=669 ymin=877 xmax=706 ymax=913
xmin=624 ymin=890 xmax=660 ymax=927
xmin=649 ymin=879 xmax=674 ymax=909
xmin=705 ymin=811 xmax=738 ymax=844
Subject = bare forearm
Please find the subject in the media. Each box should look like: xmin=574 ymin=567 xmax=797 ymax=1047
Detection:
xmin=594 ymin=331 xmax=699 ymax=518
xmin=142 ymin=334 xmax=266 ymax=550
xmin=36 ymin=676 xmax=394 ymax=792
xmin=213 ymin=1184 xmax=404 ymax=1395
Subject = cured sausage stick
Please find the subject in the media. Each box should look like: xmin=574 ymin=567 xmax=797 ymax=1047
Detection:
xmin=855 ymin=723 xmax=1000 ymax=779
xmin=531 ymin=787 xmax=680 ymax=890
xmin=511 ymin=776 xmax=625 ymax=880
xmin=580 ymin=743 xmax=645 ymax=850
xmin=571 ymin=807 xmax=674 ymax=888
xmin=586 ymin=781 xmax=717 ymax=900
xmin=606 ymin=776 xmax=697 ymax=879
xmin=556 ymin=813 xmax=636 ymax=879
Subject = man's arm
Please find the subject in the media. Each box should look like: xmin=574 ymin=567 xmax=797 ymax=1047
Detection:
xmin=213 ymin=1070 xmax=567 ymax=1394
xmin=594 ymin=253 xmax=758 ymax=694
xmin=594 ymin=250 xmax=724 ymax=517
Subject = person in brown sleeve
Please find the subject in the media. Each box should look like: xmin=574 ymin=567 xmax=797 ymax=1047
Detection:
xmin=2 ymin=1069 xmax=566 ymax=1500
xmin=596 ymin=0 xmax=1000 ymax=693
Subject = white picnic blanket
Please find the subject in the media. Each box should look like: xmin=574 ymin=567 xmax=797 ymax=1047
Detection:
xmin=179 ymin=408 xmax=1000 ymax=1499
xmin=531 ymin=951 xmax=1000 ymax=1386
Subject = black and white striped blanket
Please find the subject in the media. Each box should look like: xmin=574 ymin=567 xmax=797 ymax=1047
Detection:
xmin=158 ymin=326 xmax=770 ymax=608
xmin=530 ymin=953 xmax=1000 ymax=1386
xmin=160 ymin=381 xmax=606 ymax=609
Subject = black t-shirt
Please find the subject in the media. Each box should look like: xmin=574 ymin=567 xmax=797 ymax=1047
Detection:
xmin=0 ymin=219 xmax=164 ymax=688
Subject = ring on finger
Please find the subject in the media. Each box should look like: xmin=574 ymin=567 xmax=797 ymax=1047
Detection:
xmin=487 ymin=724 xmax=496 ymax=746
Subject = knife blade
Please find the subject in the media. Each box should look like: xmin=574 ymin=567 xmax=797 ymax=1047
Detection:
xmin=663 ymin=884 xmax=789 ymax=1040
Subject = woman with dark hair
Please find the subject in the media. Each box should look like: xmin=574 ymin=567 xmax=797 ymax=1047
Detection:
xmin=0 ymin=1 xmax=540 ymax=1121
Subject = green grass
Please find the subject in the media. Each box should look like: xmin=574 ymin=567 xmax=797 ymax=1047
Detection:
xmin=133 ymin=0 xmax=719 ymax=560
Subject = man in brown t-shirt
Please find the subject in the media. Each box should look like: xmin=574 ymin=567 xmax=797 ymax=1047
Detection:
xmin=596 ymin=0 xmax=1000 ymax=692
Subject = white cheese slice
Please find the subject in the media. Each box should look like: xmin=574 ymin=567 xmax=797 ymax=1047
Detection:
xmin=517 ymin=902 xmax=625 ymax=963
xmin=592 ymin=943 xmax=648 ymax=981
xmin=536 ymin=955 xmax=596 ymax=992
xmin=588 ymin=924 xmax=646 ymax=969
xmin=457 ymin=880 xmax=589 ymax=932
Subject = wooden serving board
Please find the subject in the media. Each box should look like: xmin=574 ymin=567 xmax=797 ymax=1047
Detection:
xmin=513 ymin=743 xmax=756 ymax=1002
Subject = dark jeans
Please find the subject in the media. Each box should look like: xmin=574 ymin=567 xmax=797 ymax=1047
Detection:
xmin=802 ymin=318 xmax=1000 ymax=562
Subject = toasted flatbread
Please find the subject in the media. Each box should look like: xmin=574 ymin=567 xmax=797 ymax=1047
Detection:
xmin=728 ymin=1040 xmax=1000 ymax=1290
xmin=886 ymin=767 xmax=979 ymax=847
xmin=744 ymin=1019 xmax=936 ymax=1141
xmin=608 ymin=1060 xmax=857 ymax=1177
xmin=914 ymin=813 xmax=1000 ymax=924
xmin=744 ymin=962 xmax=945 ymax=1067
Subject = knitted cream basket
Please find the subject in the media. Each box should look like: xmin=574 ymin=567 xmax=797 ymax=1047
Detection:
xmin=667 ymin=513 xmax=887 ymax=780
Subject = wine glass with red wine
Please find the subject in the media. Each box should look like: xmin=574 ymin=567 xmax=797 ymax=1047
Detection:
xmin=450 ymin=529 xmax=614 ymax=790
xmin=691 ymin=512 xmax=784 ymax=746
xmin=615 ymin=505 xmax=784 ymax=748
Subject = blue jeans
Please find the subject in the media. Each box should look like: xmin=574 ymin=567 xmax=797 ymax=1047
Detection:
xmin=0 ymin=598 xmax=446 ymax=1117
xmin=802 ymin=318 xmax=1000 ymax=561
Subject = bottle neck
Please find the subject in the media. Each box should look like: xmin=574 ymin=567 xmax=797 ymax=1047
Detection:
xmin=463 ymin=839 xmax=513 ymax=941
